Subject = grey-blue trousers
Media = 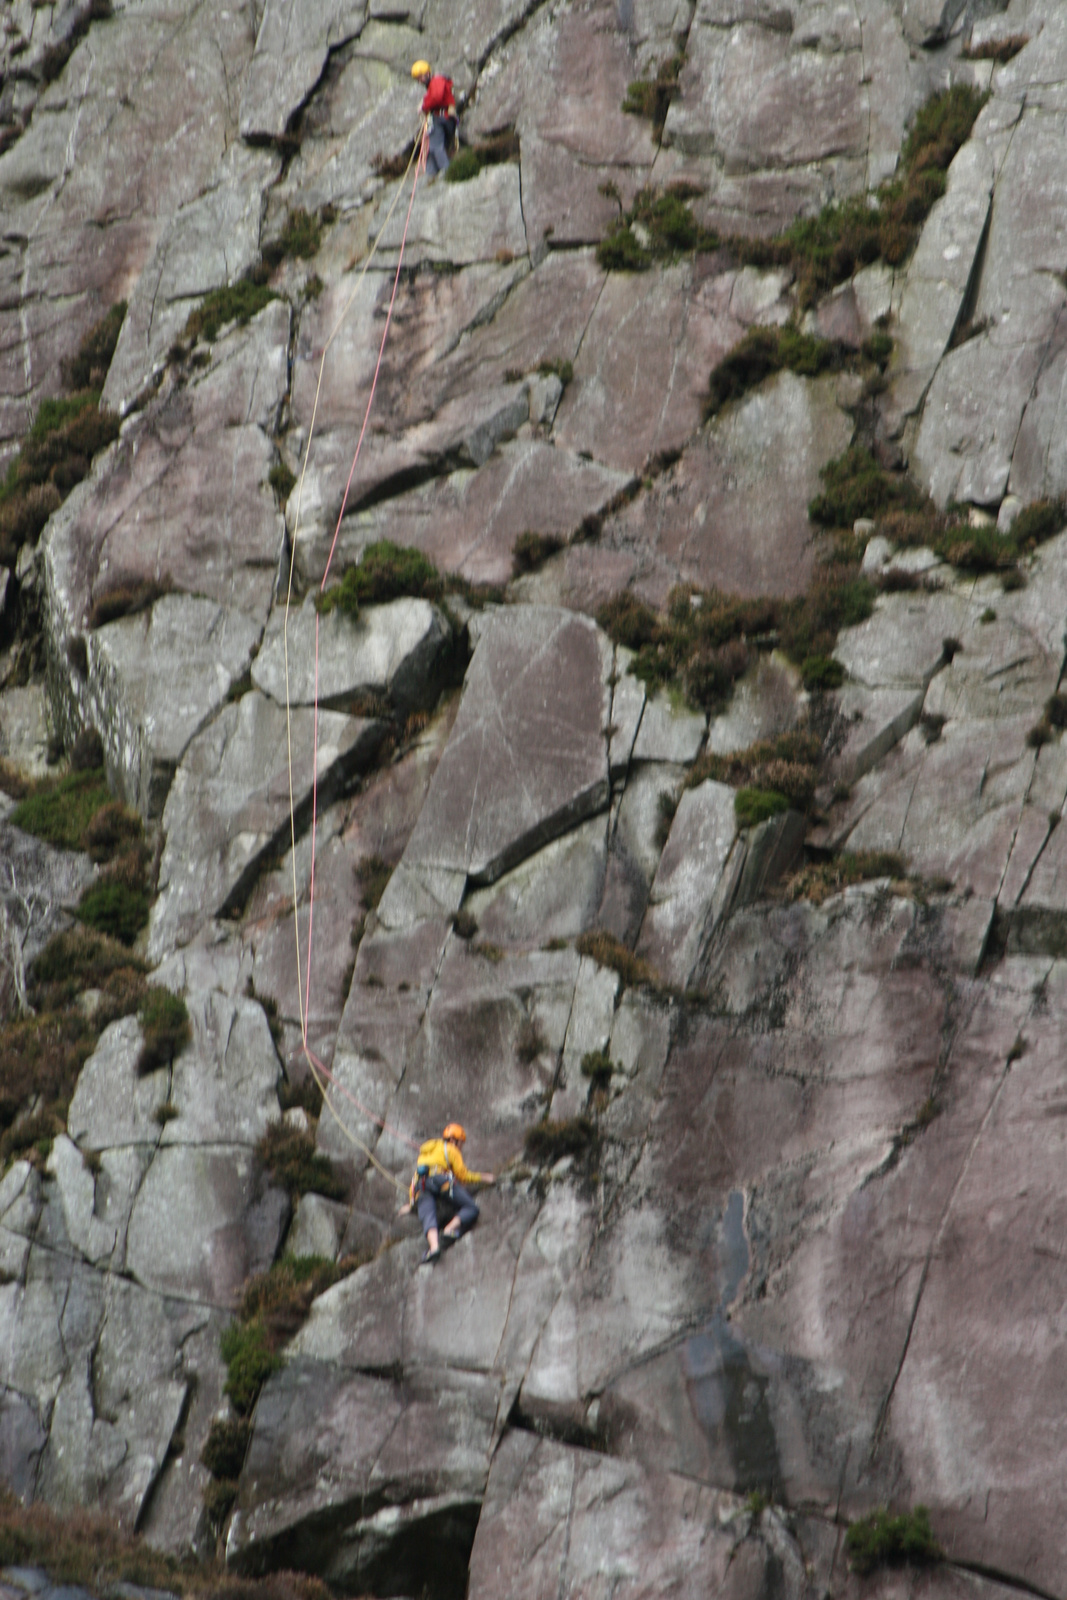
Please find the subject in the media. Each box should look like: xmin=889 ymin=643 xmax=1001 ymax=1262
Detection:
xmin=426 ymin=114 xmax=453 ymax=177
xmin=416 ymin=1173 xmax=479 ymax=1238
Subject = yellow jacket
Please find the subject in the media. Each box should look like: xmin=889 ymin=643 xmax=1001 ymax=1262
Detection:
xmin=410 ymin=1137 xmax=484 ymax=1202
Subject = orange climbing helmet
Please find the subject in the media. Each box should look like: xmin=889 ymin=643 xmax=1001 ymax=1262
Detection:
xmin=442 ymin=1122 xmax=466 ymax=1143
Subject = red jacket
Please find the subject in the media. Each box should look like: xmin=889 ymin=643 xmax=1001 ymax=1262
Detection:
xmin=421 ymin=74 xmax=455 ymax=116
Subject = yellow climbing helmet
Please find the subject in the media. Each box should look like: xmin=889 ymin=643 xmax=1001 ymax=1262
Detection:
xmin=443 ymin=1122 xmax=466 ymax=1143
xmin=411 ymin=60 xmax=431 ymax=78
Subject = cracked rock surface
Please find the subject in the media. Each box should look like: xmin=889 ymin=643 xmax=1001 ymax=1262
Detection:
xmin=1 ymin=0 xmax=1067 ymax=1595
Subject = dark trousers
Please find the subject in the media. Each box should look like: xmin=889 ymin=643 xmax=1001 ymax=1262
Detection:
xmin=416 ymin=1175 xmax=479 ymax=1238
xmin=426 ymin=114 xmax=455 ymax=178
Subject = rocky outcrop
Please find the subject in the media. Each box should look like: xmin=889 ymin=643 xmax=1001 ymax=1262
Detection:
xmin=3 ymin=0 xmax=1067 ymax=1596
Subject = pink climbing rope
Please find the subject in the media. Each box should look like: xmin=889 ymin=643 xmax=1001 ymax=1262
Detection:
xmin=296 ymin=128 xmax=429 ymax=1163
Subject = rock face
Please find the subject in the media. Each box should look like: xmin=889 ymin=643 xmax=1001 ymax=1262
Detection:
xmin=3 ymin=0 xmax=1067 ymax=1597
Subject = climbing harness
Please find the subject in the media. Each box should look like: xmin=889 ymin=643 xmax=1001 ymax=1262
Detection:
xmin=280 ymin=120 xmax=431 ymax=1192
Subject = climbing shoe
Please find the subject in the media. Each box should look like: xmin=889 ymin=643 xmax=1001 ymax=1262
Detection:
xmin=419 ymin=1247 xmax=440 ymax=1267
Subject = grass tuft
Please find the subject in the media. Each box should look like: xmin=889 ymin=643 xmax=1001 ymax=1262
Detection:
xmin=962 ymin=34 xmax=1028 ymax=63
xmin=580 ymin=1049 xmax=613 ymax=1086
xmin=11 ymin=768 xmax=111 ymax=850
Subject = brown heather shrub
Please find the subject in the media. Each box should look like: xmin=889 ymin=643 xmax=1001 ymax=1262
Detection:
xmin=0 ymin=482 xmax=62 ymax=560
xmin=786 ymin=850 xmax=909 ymax=905
xmin=752 ymin=759 xmax=817 ymax=809
xmin=574 ymin=930 xmax=658 ymax=989
xmin=687 ymin=731 xmax=822 ymax=798
xmin=83 ymin=800 xmax=143 ymax=863
xmin=0 ymin=1484 xmax=334 ymax=1600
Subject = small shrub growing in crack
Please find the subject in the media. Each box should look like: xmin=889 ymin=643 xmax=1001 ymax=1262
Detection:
xmin=219 ymin=1321 xmax=282 ymax=1416
xmin=184 ymin=278 xmax=277 ymax=346
xmin=524 ymin=1116 xmax=594 ymax=1164
xmin=256 ymin=1123 xmax=346 ymax=1201
xmin=318 ymin=540 xmax=443 ymax=617
xmin=517 ymin=1017 xmax=547 ymax=1063
xmin=962 ymin=33 xmax=1028 ymax=63
xmin=76 ymin=879 xmax=151 ymax=947
xmin=201 ymin=1418 xmax=251 ymax=1480
xmin=580 ymin=1050 xmax=614 ymax=1087
xmin=785 ymin=850 xmax=908 ymax=906
xmin=137 ymin=989 xmax=191 ymax=1075
xmin=575 ymin=930 xmax=658 ymax=990
xmin=63 ymin=301 xmax=126 ymax=392
xmin=705 ymin=325 xmax=849 ymax=420
xmin=845 ymin=1505 xmax=941 ymax=1576
xmin=734 ymin=787 xmax=789 ymax=829
xmin=269 ymin=461 xmax=296 ymax=505
xmin=621 ymin=52 xmax=685 ymax=141
xmin=725 ymin=86 xmax=987 ymax=305
xmin=512 ymin=531 xmax=563 ymax=576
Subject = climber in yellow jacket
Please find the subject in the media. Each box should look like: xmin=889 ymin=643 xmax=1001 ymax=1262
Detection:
xmin=399 ymin=1122 xmax=495 ymax=1266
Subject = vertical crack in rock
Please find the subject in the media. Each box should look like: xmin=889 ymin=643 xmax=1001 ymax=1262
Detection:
xmin=869 ymin=1032 xmax=1019 ymax=1460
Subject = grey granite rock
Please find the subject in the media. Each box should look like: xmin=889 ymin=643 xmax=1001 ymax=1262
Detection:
xmin=464 ymin=814 xmax=609 ymax=949
xmin=240 ymin=0 xmax=365 ymax=143
xmin=161 ymin=992 xmax=281 ymax=1148
xmin=125 ymin=1145 xmax=287 ymax=1308
xmin=636 ymin=778 xmax=737 ymax=987
xmin=149 ymin=693 xmax=383 ymax=961
xmin=251 ymin=596 xmax=452 ymax=715
xmin=394 ymin=607 xmax=611 ymax=890
xmin=87 ymin=595 xmax=262 ymax=819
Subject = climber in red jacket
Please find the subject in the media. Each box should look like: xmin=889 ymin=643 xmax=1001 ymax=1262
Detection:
xmin=411 ymin=61 xmax=456 ymax=179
